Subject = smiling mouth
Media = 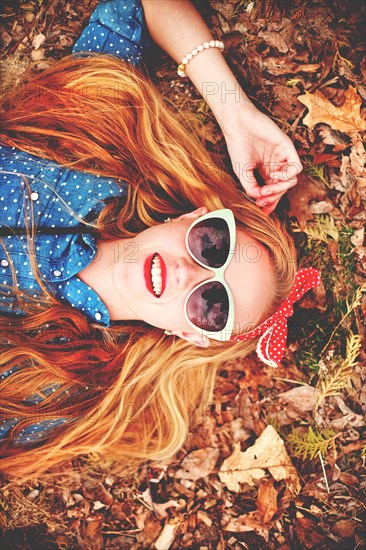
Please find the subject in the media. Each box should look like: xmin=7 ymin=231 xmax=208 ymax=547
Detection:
xmin=144 ymin=253 xmax=167 ymax=298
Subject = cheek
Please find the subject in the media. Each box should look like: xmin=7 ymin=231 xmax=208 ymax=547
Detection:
xmin=141 ymin=299 xmax=191 ymax=332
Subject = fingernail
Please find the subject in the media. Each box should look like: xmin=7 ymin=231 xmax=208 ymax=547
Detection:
xmin=261 ymin=188 xmax=272 ymax=196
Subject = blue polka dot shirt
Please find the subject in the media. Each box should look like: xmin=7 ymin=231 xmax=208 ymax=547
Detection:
xmin=0 ymin=0 xmax=152 ymax=446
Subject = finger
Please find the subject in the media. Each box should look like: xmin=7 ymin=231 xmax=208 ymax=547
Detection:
xmin=278 ymin=161 xmax=303 ymax=181
xmin=239 ymin=167 xmax=262 ymax=199
xmin=259 ymin=193 xmax=283 ymax=215
xmin=258 ymin=160 xmax=302 ymax=186
xmin=260 ymin=177 xmax=298 ymax=197
xmin=262 ymin=198 xmax=282 ymax=215
xmin=256 ymin=191 xmax=284 ymax=208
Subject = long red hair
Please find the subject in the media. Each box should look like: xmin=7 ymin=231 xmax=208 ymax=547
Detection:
xmin=0 ymin=54 xmax=296 ymax=479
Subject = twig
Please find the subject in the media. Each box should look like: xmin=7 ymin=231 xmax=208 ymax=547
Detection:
xmin=272 ymin=377 xmax=307 ymax=385
xmin=318 ymin=450 xmax=330 ymax=494
xmin=1 ymin=0 xmax=59 ymax=59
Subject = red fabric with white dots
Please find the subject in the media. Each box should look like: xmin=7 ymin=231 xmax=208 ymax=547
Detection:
xmin=230 ymin=268 xmax=322 ymax=368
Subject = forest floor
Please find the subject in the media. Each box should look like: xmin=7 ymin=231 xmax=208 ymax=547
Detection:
xmin=0 ymin=0 xmax=365 ymax=548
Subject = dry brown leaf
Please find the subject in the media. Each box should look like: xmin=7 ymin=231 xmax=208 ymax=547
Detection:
xmin=351 ymin=227 xmax=365 ymax=247
xmin=315 ymin=396 xmax=365 ymax=430
xmin=332 ymin=519 xmax=357 ymax=538
xmin=32 ymin=33 xmax=46 ymax=50
xmin=218 ymin=425 xmax=300 ymax=495
xmin=314 ymin=123 xmax=350 ymax=152
xmin=287 ymin=173 xmax=327 ymax=230
xmin=257 ymin=480 xmax=278 ymax=523
xmin=153 ymin=500 xmax=180 ymax=518
xmin=154 ymin=518 xmax=181 ymax=550
xmin=308 ymin=200 xmax=334 ymax=214
xmin=263 ymin=57 xmax=321 ymax=76
xmin=337 ymin=139 xmax=366 ymax=195
xmin=298 ymin=86 xmax=366 ymax=133
xmin=277 ymin=385 xmax=320 ymax=424
xmin=294 ymin=514 xmax=328 ymax=548
xmin=223 ymin=510 xmax=270 ymax=540
xmin=312 ymin=153 xmax=342 ymax=167
xmin=258 ymin=18 xmax=294 ymax=53
xmin=175 ymin=447 xmax=219 ymax=480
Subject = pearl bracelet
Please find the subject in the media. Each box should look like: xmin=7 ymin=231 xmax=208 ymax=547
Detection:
xmin=177 ymin=40 xmax=224 ymax=77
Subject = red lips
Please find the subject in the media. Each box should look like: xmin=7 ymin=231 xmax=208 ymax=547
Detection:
xmin=144 ymin=253 xmax=167 ymax=298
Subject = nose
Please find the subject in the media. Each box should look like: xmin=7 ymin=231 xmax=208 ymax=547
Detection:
xmin=175 ymin=257 xmax=214 ymax=290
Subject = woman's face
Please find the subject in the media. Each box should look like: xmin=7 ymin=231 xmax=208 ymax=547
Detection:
xmin=90 ymin=207 xmax=275 ymax=346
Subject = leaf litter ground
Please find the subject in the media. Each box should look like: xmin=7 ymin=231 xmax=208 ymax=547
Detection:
xmin=0 ymin=0 xmax=365 ymax=548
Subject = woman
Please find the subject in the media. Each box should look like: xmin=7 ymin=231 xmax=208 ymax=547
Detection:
xmin=0 ymin=0 xmax=320 ymax=479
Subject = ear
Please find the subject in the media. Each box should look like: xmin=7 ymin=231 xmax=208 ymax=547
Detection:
xmin=172 ymin=330 xmax=210 ymax=348
xmin=172 ymin=206 xmax=208 ymax=223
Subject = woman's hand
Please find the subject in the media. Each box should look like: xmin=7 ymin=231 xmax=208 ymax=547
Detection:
xmin=140 ymin=0 xmax=302 ymax=215
xmin=220 ymin=102 xmax=303 ymax=215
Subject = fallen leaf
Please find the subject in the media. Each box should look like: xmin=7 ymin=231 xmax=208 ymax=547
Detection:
xmin=140 ymin=514 xmax=162 ymax=546
xmin=287 ymin=173 xmax=327 ymax=230
xmin=312 ymin=153 xmax=342 ymax=167
xmin=153 ymin=500 xmax=180 ymax=519
xmin=223 ymin=510 xmax=270 ymax=540
xmin=197 ymin=510 xmax=212 ymax=526
xmin=350 ymin=139 xmax=366 ymax=196
xmin=337 ymin=139 xmax=366 ymax=196
xmin=92 ymin=501 xmax=105 ymax=511
xmin=258 ymin=18 xmax=294 ymax=53
xmin=308 ymin=200 xmax=334 ymax=214
xmin=31 ymin=48 xmax=45 ymax=62
xmin=314 ymin=123 xmax=350 ymax=152
xmin=32 ymin=33 xmax=46 ymax=50
xmin=175 ymin=447 xmax=219 ymax=480
xmin=351 ymin=227 xmax=364 ymax=247
xmin=315 ymin=395 xmax=365 ymax=430
xmin=298 ymin=86 xmax=366 ymax=133
xmin=263 ymin=57 xmax=321 ymax=76
xmin=219 ymin=425 xmax=301 ymax=495
xmin=257 ymin=480 xmax=278 ymax=523
xmin=332 ymin=519 xmax=356 ymax=538
xmin=294 ymin=514 xmax=327 ymax=548
xmin=338 ymin=472 xmax=359 ymax=486
xmin=154 ymin=518 xmax=181 ymax=550
xmin=263 ymin=57 xmax=293 ymax=76
xmin=301 ymin=476 xmax=330 ymax=500
xmin=277 ymin=385 xmax=320 ymax=423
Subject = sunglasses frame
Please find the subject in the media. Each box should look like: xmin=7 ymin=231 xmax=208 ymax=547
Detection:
xmin=184 ymin=208 xmax=236 ymax=342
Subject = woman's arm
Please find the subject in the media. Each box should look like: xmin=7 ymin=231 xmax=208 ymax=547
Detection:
xmin=141 ymin=0 xmax=303 ymax=214
xmin=141 ymin=0 xmax=249 ymax=129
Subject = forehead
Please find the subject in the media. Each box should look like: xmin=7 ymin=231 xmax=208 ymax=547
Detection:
xmin=225 ymin=227 xmax=274 ymax=333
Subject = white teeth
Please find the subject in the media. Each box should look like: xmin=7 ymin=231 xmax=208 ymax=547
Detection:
xmin=151 ymin=254 xmax=162 ymax=296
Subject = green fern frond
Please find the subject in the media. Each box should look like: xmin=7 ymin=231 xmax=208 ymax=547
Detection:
xmin=286 ymin=426 xmax=338 ymax=461
xmin=317 ymin=332 xmax=362 ymax=405
xmin=291 ymin=214 xmax=339 ymax=243
xmin=304 ymin=159 xmax=331 ymax=187
xmin=321 ymin=286 xmax=365 ymax=355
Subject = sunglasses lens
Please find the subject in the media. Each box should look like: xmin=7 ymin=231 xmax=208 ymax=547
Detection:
xmin=186 ymin=281 xmax=229 ymax=332
xmin=188 ymin=218 xmax=231 ymax=268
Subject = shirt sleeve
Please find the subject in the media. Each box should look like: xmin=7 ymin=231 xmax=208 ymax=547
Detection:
xmin=72 ymin=0 xmax=152 ymax=68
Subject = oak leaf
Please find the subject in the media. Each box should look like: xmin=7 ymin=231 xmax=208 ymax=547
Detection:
xmin=298 ymin=86 xmax=366 ymax=133
xmin=218 ymin=425 xmax=300 ymax=495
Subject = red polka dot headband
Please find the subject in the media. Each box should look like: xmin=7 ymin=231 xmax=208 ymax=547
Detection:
xmin=230 ymin=267 xmax=322 ymax=368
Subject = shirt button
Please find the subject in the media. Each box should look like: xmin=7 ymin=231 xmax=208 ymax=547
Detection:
xmin=1 ymin=259 xmax=9 ymax=267
xmin=53 ymin=270 xmax=62 ymax=277
xmin=30 ymin=192 xmax=39 ymax=201
xmin=95 ymin=312 xmax=102 ymax=321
